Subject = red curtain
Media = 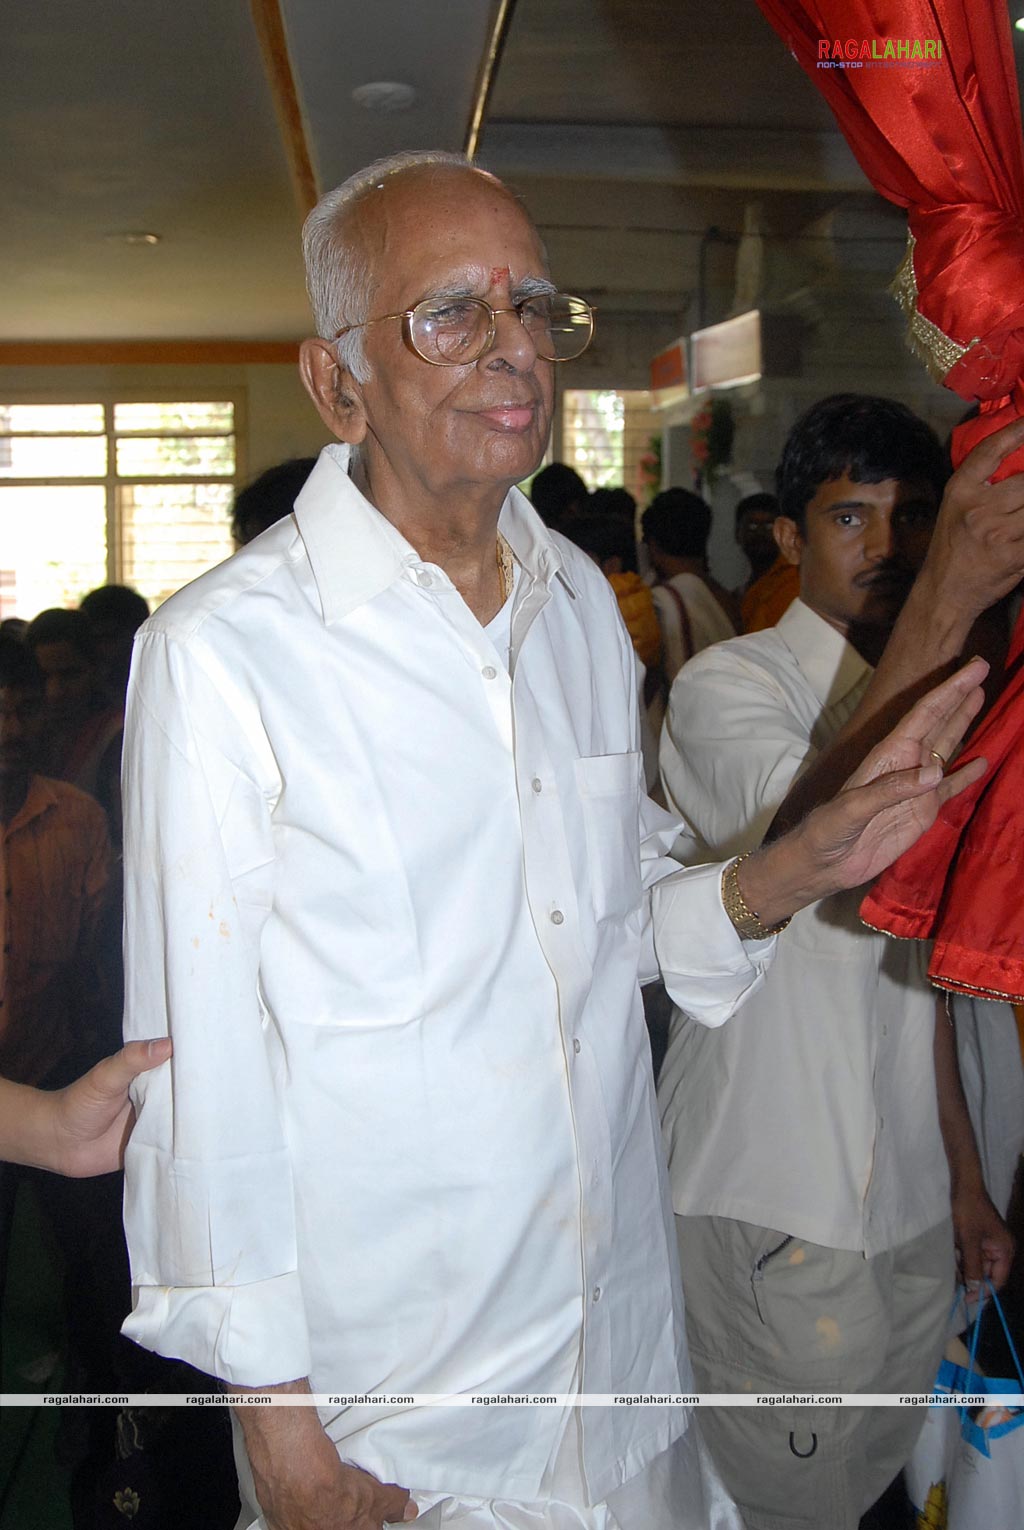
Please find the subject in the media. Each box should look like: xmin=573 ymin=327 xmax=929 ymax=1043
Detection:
xmin=756 ymin=1 xmax=1024 ymax=999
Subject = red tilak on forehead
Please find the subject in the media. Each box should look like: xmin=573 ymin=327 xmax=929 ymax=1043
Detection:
xmin=489 ymin=266 xmax=510 ymax=287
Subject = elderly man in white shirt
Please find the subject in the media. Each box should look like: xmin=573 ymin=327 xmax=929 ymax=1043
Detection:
xmin=120 ymin=159 xmax=991 ymax=1530
xmin=658 ymin=394 xmax=1019 ymax=1530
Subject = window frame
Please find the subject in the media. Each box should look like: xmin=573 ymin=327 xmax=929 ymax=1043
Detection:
xmin=0 ymin=386 xmax=248 ymax=588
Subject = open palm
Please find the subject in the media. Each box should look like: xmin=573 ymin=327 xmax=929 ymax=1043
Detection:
xmin=800 ymin=657 xmax=989 ymax=893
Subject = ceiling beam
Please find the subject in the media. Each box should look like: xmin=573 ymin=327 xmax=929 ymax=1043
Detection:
xmin=250 ymin=0 xmax=318 ymax=216
xmin=465 ymin=0 xmax=518 ymax=160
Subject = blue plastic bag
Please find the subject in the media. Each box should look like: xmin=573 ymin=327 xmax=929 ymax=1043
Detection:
xmin=905 ymin=1282 xmax=1024 ymax=1529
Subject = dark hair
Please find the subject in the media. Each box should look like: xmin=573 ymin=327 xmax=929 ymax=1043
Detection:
xmin=734 ymin=491 xmax=778 ymax=532
xmin=588 ymin=486 xmax=637 ymax=524
xmin=25 ymin=607 xmax=96 ymax=661
xmin=562 ymin=514 xmax=639 ymax=574
xmin=529 ymin=463 xmax=588 ymax=527
xmin=776 ymin=394 xmax=949 ymax=531
xmin=641 ymin=488 xmax=712 ymax=559
xmin=231 ymin=458 xmax=318 ymax=546
xmin=80 ymin=584 xmax=150 ymax=633
xmin=0 ymin=631 xmax=44 ymax=692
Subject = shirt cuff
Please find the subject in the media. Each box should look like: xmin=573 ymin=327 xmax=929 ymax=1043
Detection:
xmin=123 ymin=1274 xmax=313 ymax=1388
xmin=651 ymin=860 xmax=776 ymax=1027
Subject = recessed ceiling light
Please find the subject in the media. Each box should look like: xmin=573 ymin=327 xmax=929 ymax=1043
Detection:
xmin=1016 ymin=16 xmax=1024 ymax=31
xmin=352 ymin=81 xmax=417 ymax=113
xmin=105 ymin=231 xmax=162 ymax=246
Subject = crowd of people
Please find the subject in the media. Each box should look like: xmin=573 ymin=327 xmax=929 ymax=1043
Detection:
xmin=2 ymin=147 xmax=1024 ymax=1530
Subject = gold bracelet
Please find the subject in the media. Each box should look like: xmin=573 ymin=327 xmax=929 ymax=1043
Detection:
xmin=721 ymin=853 xmax=792 ymax=940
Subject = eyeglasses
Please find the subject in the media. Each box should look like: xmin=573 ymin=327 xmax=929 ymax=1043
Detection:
xmin=333 ymin=292 xmax=595 ymax=367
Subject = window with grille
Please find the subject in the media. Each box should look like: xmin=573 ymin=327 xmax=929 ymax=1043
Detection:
xmin=0 ymin=397 xmax=242 ymax=620
xmin=561 ymin=389 xmax=661 ymax=502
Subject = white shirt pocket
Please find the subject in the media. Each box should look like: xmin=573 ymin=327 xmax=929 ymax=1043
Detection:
xmin=573 ymin=752 xmax=643 ymax=924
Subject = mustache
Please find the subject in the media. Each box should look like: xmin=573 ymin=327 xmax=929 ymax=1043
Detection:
xmin=853 ymin=561 xmax=913 ymax=590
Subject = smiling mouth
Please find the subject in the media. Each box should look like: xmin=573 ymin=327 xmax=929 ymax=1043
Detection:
xmin=475 ymin=402 xmax=538 ymax=431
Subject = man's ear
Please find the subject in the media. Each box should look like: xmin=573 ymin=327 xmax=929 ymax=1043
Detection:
xmin=298 ymin=338 xmax=368 ymax=445
xmin=773 ymin=515 xmax=804 ymax=568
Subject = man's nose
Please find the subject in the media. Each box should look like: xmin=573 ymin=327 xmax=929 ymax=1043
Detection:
xmin=864 ymin=516 xmax=897 ymax=562
xmin=483 ymin=307 xmax=540 ymax=371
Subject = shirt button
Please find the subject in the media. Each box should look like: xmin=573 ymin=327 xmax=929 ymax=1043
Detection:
xmin=481 ymin=665 xmax=497 ymax=680
xmin=550 ymin=910 xmax=564 ymax=926
xmin=531 ymin=777 xmax=542 ymax=794
xmin=573 ymin=1038 xmax=581 ymax=1054
xmin=415 ymin=569 xmax=433 ymax=588
xmin=592 ymin=1286 xmax=602 ymax=1303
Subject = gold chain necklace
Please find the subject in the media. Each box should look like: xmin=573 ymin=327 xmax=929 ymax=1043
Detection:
xmin=496 ymin=533 xmax=515 ymax=603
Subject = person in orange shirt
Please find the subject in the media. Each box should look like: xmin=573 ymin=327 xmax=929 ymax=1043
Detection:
xmin=25 ymin=607 xmax=124 ymax=808
xmin=740 ymin=554 xmax=800 ymax=633
xmin=734 ymin=493 xmax=779 ymax=596
xmin=0 ymin=635 xmax=113 ymax=1086
xmin=734 ymin=491 xmax=801 ymax=634
xmin=0 ymin=631 xmax=126 ymax=1414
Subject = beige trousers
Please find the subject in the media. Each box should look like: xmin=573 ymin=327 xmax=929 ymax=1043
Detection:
xmin=675 ymin=1214 xmax=955 ymax=1530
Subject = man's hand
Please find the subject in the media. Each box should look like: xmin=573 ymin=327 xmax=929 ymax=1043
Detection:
xmin=231 ymin=1381 xmax=417 ymax=1529
xmin=919 ymin=416 xmax=1024 ymax=622
xmin=739 ymin=657 xmax=989 ymax=927
xmin=952 ymin=1184 xmax=1016 ymax=1291
xmin=0 ymin=1038 xmax=172 ymax=1176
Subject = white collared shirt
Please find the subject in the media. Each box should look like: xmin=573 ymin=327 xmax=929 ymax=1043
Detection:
xmin=121 ymin=445 xmax=773 ymax=1505
xmin=658 ymin=599 xmax=950 ymax=1255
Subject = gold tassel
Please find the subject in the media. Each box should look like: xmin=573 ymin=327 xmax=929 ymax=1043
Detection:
xmin=889 ymin=233 xmax=969 ymax=383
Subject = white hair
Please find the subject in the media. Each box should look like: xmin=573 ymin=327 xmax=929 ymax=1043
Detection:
xmin=302 ymin=149 xmax=477 ymax=382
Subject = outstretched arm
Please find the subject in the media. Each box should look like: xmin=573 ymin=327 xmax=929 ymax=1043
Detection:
xmin=0 ymin=1038 xmax=172 ymax=1176
xmin=654 ymin=658 xmax=989 ymax=1021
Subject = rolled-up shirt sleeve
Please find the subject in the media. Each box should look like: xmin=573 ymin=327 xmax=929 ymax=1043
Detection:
xmin=121 ymin=628 xmax=311 ymax=1386
xmin=650 ymin=860 xmax=776 ymax=1027
xmin=632 ymin=646 xmax=777 ymax=1018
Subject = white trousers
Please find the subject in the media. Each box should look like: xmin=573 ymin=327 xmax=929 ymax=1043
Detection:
xmin=235 ymin=1407 xmax=742 ymax=1530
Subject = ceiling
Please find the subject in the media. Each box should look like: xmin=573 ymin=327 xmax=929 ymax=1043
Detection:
xmin=4 ymin=0 xmax=1024 ymax=344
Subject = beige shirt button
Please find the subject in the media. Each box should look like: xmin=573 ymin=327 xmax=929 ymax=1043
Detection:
xmin=550 ymin=910 xmax=565 ymax=926
xmin=481 ymin=665 xmax=497 ymax=680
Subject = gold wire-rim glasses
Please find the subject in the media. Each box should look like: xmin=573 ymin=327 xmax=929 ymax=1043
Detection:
xmin=333 ymin=292 xmax=595 ymax=367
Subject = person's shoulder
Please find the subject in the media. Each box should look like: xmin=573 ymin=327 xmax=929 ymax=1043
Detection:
xmin=678 ymin=625 xmax=791 ymax=686
xmin=140 ymin=515 xmax=301 ymax=646
xmin=32 ymin=775 xmax=108 ymax=828
xmin=666 ymin=628 xmax=797 ymax=729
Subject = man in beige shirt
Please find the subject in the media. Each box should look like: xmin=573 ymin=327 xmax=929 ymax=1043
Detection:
xmin=659 ymin=395 xmax=1016 ymax=1530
